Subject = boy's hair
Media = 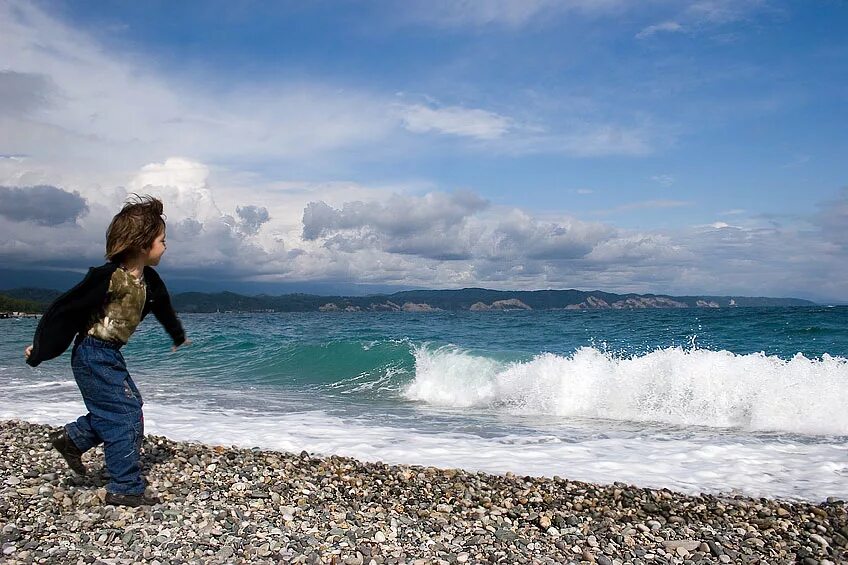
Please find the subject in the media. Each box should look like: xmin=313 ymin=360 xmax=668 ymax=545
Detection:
xmin=105 ymin=194 xmax=166 ymax=262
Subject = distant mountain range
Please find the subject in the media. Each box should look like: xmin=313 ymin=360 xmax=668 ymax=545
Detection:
xmin=0 ymin=287 xmax=817 ymax=314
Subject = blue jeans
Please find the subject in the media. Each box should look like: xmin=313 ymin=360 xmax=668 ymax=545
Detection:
xmin=65 ymin=336 xmax=145 ymax=495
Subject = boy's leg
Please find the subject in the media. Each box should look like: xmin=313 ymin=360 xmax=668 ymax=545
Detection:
xmin=67 ymin=344 xmax=105 ymax=452
xmin=65 ymin=413 xmax=103 ymax=452
xmin=71 ymin=340 xmax=146 ymax=495
xmin=52 ymin=347 xmax=106 ymax=475
xmin=92 ymin=396 xmax=145 ymax=495
xmin=92 ymin=369 xmax=145 ymax=494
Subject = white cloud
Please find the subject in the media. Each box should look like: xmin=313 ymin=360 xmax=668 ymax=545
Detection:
xmin=0 ymin=0 xmax=659 ymax=184
xmin=403 ymin=0 xmax=627 ymax=29
xmin=685 ymin=0 xmax=768 ymax=25
xmin=399 ymin=104 xmax=513 ymax=140
xmin=587 ymin=233 xmax=691 ymax=263
xmin=650 ymin=174 xmax=676 ymax=186
xmin=636 ymin=0 xmax=772 ymax=42
xmin=404 ymin=1 xmax=770 ymax=33
xmin=636 ymin=21 xmax=685 ymax=39
xmin=128 ymin=158 xmax=222 ymax=224
xmin=503 ymin=124 xmax=655 ymax=157
xmin=0 ymin=2 xmax=398 ymax=176
xmin=131 ymin=158 xmax=210 ymax=192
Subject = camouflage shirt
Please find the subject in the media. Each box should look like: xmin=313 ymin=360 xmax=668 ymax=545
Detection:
xmin=86 ymin=267 xmax=146 ymax=344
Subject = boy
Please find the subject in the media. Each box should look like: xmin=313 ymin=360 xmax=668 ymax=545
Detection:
xmin=25 ymin=195 xmax=189 ymax=507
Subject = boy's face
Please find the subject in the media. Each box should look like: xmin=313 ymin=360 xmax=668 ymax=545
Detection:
xmin=144 ymin=229 xmax=167 ymax=266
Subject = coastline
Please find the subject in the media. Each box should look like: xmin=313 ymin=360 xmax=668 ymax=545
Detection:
xmin=1 ymin=420 xmax=845 ymax=564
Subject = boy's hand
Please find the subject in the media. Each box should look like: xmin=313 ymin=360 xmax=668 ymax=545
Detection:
xmin=172 ymin=338 xmax=192 ymax=352
xmin=24 ymin=345 xmax=33 ymax=359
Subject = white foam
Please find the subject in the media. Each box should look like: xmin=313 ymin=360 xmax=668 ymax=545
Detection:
xmin=3 ymin=399 xmax=846 ymax=502
xmin=405 ymin=346 xmax=848 ymax=435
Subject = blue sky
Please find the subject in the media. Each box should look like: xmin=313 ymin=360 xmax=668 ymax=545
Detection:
xmin=1 ymin=1 xmax=847 ymax=300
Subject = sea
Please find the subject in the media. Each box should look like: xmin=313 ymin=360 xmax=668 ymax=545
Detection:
xmin=1 ymin=307 xmax=846 ymax=502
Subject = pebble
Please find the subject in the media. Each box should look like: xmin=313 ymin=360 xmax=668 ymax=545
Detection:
xmin=809 ymin=533 xmax=829 ymax=547
xmin=0 ymin=419 xmax=845 ymax=564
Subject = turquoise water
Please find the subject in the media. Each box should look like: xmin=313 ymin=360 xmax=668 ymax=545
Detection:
xmin=2 ymin=307 xmax=847 ymax=501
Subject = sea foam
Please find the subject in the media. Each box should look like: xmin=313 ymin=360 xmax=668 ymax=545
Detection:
xmin=404 ymin=345 xmax=848 ymax=435
xmin=3 ymin=397 xmax=846 ymax=502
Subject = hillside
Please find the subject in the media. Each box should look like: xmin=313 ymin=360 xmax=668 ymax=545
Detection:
xmin=1 ymin=287 xmax=817 ymax=314
xmin=0 ymin=293 xmax=46 ymax=314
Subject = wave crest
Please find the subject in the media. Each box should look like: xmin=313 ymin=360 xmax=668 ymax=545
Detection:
xmin=404 ymin=345 xmax=848 ymax=435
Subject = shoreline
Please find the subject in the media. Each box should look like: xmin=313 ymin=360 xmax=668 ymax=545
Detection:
xmin=1 ymin=420 xmax=846 ymax=564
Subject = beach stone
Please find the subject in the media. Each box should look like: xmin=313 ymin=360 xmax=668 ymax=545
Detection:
xmin=809 ymin=533 xmax=829 ymax=547
xmin=1 ymin=420 xmax=846 ymax=565
xmin=664 ymin=540 xmax=700 ymax=552
xmin=707 ymin=540 xmax=724 ymax=556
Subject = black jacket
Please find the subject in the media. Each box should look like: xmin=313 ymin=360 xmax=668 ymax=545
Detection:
xmin=26 ymin=262 xmax=186 ymax=367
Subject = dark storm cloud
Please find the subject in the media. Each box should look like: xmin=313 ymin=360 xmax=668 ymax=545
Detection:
xmin=235 ymin=205 xmax=270 ymax=236
xmin=302 ymin=191 xmax=489 ymax=241
xmin=302 ymin=190 xmax=612 ymax=264
xmin=0 ymin=185 xmax=89 ymax=225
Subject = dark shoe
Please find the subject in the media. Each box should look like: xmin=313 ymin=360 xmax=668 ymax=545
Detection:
xmin=49 ymin=429 xmax=87 ymax=476
xmin=105 ymin=492 xmax=160 ymax=508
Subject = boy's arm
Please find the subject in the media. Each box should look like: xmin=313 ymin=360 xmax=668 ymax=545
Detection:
xmin=27 ymin=266 xmax=112 ymax=367
xmin=152 ymin=291 xmax=186 ymax=347
xmin=146 ymin=270 xmax=186 ymax=347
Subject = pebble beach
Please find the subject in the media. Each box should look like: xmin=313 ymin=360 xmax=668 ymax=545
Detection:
xmin=0 ymin=420 xmax=846 ymax=564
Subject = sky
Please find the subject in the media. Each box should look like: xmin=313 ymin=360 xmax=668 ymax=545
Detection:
xmin=1 ymin=0 xmax=847 ymax=301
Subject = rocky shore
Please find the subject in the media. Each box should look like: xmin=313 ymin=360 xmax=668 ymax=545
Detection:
xmin=1 ymin=420 xmax=845 ymax=564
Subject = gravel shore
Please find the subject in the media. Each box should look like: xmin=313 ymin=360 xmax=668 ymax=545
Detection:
xmin=1 ymin=419 xmax=846 ymax=564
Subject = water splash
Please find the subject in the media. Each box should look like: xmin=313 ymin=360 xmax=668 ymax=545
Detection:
xmin=404 ymin=345 xmax=848 ymax=435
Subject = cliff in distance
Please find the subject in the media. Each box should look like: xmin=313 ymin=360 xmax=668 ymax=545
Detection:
xmin=1 ymin=287 xmax=816 ymax=314
xmin=171 ymin=288 xmax=815 ymax=313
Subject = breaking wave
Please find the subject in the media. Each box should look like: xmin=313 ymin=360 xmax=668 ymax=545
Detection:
xmin=404 ymin=345 xmax=848 ymax=435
